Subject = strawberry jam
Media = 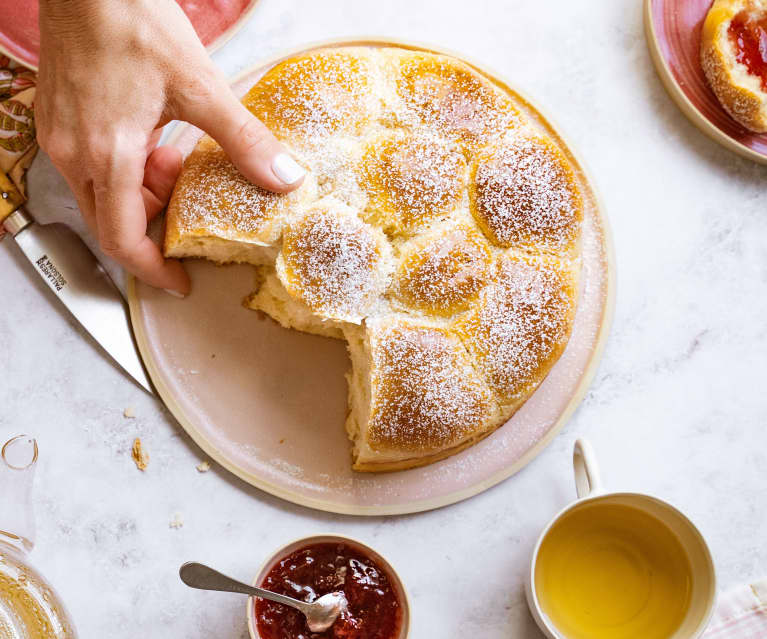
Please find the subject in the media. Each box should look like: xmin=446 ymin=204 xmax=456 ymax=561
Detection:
xmin=728 ymin=9 xmax=767 ymax=90
xmin=255 ymin=542 xmax=402 ymax=639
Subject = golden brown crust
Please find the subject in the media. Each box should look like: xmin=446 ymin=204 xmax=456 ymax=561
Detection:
xmin=454 ymin=252 xmax=579 ymax=412
xmin=469 ymin=134 xmax=582 ymax=257
xmin=391 ymin=224 xmax=493 ymax=317
xmin=351 ymin=419 xmax=503 ymax=472
xmin=360 ymin=316 xmax=497 ymax=457
xmin=394 ymin=52 xmax=522 ymax=153
xmin=700 ymin=0 xmax=767 ymax=133
xmin=358 ymin=129 xmax=466 ymax=235
xmin=243 ymin=48 xmax=378 ymax=145
xmin=164 ymin=136 xmax=314 ymax=263
xmin=277 ymin=201 xmax=393 ymax=324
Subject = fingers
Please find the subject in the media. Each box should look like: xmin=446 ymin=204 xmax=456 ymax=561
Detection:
xmin=94 ymin=152 xmax=190 ymax=296
xmin=142 ymin=145 xmax=182 ymax=223
xmin=66 ymin=177 xmax=98 ymax=237
xmin=37 ymin=127 xmax=99 ymax=235
xmin=182 ymin=88 xmax=305 ymax=194
xmin=145 ymin=127 xmax=163 ymax=155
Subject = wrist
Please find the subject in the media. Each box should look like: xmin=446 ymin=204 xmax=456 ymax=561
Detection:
xmin=39 ymin=0 xmax=101 ymax=23
xmin=40 ymin=0 xmax=98 ymax=10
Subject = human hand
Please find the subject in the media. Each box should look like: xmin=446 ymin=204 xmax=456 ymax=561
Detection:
xmin=36 ymin=0 xmax=305 ymax=296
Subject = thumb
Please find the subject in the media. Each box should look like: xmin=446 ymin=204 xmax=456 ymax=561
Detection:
xmin=182 ymin=88 xmax=306 ymax=194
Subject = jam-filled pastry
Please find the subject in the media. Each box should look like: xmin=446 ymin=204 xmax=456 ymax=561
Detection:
xmin=165 ymin=46 xmax=585 ymax=472
xmin=701 ymin=0 xmax=767 ymax=132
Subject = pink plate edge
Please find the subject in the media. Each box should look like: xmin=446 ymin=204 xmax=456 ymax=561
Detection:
xmin=0 ymin=0 xmax=260 ymax=71
xmin=128 ymin=37 xmax=617 ymax=516
xmin=643 ymin=0 xmax=767 ymax=165
xmin=204 ymin=0 xmax=261 ymax=58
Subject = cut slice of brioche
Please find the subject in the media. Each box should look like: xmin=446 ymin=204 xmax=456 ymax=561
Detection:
xmin=164 ymin=136 xmax=316 ymax=264
xmin=245 ymin=267 xmax=346 ymax=340
xmin=345 ymin=315 xmax=501 ymax=472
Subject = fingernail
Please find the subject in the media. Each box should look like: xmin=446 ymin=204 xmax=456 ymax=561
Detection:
xmin=272 ymin=153 xmax=306 ymax=185
xmin=164 ymin=288 xmax=186 ymax=299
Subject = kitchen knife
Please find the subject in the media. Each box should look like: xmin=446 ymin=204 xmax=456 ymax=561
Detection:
xmin=1 ymin=172 xmax=153 ymax=394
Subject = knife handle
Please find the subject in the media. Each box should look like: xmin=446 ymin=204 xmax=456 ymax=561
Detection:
xmin=0 ymin=172 xmax=26 ymax=225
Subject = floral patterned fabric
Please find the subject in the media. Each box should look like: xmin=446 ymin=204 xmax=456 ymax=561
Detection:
xmin=0 ymin=55 xmax=37 ymax=240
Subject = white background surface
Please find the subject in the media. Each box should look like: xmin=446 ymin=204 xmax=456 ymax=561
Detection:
xmin=2 ymin=0 xmax=767 ymax=637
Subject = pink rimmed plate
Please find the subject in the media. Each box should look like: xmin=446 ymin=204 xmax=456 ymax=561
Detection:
xmin=128 ymin=39 xmax=615 ymax=516
xmin=0 ymin=0 xmax=260 ymax=71
xmin=645 ymin=0 xmax=767 ymax=164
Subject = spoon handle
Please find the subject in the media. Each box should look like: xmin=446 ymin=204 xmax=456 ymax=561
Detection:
xmin=179 ymin=562 xmax=310 ymax=613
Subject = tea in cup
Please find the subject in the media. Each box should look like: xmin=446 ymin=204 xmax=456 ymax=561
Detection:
xmin=526 ymin=439 xmax=716 ymax=639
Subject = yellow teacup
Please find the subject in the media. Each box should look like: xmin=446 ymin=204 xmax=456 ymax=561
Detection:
xmin=526 ymin=440 xmax=716 ymax=639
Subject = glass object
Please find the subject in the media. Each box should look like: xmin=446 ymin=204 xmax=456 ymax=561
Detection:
xmin=0 ymin=435 xmax=77 ymax=638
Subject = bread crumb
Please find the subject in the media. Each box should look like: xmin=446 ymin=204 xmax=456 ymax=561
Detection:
xmin=169 ymin=513 xmax=184 ymax=529
xmin=131 ymin=438 xmax=149 ymax=471
xmin=196 ymin=460 xmax=210 ymax=473
xmin=279 ymin=438 xmax=285 ymax=444
xmin=123 ymin=407 xmax=135 ymax=419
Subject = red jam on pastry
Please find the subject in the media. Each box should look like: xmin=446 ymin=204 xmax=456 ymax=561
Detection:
xmin=728 ymin=10 xmax=767 ymax=90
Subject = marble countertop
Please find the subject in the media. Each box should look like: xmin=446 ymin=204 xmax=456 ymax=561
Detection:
xmin=2 ymin=0 xmax=767 ymax=636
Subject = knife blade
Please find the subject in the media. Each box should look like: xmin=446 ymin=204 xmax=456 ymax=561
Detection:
xmin=1 ymin=174 xmax=153 ymax=394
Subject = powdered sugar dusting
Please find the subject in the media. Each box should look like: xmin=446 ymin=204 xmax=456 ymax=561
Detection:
xmin=396 ymin=54 xmax=521 ymax=149
xmin=457 ymin=254 xmax=577 ymax=405
xmin=393 ymin=225 xmax=492 ymax=317
xmin=245 ymin=51 xmax=377 ymax=143
xmin=173 ymin=142 xmax=287 ymax=240
xmin=368 ymin=319 xmax=493 ymax=453
xmin=360 ymin=130 xmax=466 ymax=234
xmin=165 ymin=46 xmax=590 ymax=473
xmin=281 ymin=208 xmax=389 ymax=322
xmin=471 ymin=135 xmax=582 ymax=254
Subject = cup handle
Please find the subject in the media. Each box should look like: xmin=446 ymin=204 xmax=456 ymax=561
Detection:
xmin=573 ymin=439 xmax=603 ymax=499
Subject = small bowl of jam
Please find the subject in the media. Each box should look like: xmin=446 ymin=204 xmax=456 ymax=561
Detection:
xmin=247 ymin=534 xmax=410 ymax=639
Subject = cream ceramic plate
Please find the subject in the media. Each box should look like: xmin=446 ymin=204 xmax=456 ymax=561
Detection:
xmin=128 ymin=39 xmax=615 ymax=516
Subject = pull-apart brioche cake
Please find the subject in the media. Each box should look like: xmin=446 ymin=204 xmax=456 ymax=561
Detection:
xmin=164 ymin=46 xmax=583 ymax=472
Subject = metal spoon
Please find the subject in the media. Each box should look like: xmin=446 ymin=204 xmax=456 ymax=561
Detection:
xmin=179 ymin=561 xmax=347 ymax=633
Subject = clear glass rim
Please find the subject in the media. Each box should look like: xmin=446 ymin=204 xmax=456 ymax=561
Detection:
xmin=2 ymin=435 xmax=38 ymax=470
